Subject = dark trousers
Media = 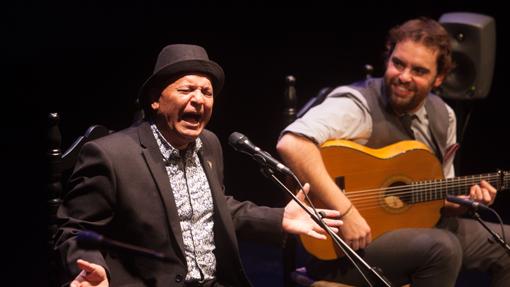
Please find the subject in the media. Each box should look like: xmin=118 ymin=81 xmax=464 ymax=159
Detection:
xmin=307 ymin=217 xmax=510 ymax=287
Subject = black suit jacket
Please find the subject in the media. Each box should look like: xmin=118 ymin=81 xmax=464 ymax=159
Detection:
xmin=55 ymin=121 xmax=284 ymax=287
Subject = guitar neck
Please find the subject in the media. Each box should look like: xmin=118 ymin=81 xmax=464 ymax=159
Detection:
xmin=411 ymin=170 xmax=510 ymax=204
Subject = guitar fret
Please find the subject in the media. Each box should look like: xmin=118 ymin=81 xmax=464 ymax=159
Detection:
xmin=460 ymin=176 xmax=464 ymax=195
xmin=419 ymin=182 xmax=422 ymax=203
xmin=432 ymin=179 xmax=436 ymax=201
xmin=421 ymin=182 xmax=424 ymax=203
xmin=438 ymin=178 xmax=441 ymax=198
xmin=410 ymin=184 xmax=416 ymax=204
xmin=434 ymin=180 xmax=437 ymax=201
xmin=422 ymin=181 xmax=426 ymax=203
xmin=504 ymin=171 xmax=510 ymax=190
xmin=427 ymin=180 xmax=431 ymax=201
xmin=423 ymin=181 xmax=426 ymax=203
xmin=428 ymin=180 xmax=432 ymax=201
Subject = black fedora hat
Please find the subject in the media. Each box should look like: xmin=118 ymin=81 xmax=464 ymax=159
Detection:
xmin=139 ymin=44 xmax=224 ymax=109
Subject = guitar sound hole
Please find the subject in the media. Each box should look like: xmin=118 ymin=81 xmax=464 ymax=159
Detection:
xmin=383 ymin=182 xmax=412 ymax=210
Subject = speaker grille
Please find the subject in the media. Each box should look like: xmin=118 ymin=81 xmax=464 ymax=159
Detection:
xmin=439 ymin=12 xmax=496 ymax=100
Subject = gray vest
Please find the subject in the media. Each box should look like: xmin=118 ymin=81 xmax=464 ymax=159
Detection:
xmin=349 ymin=78 xmax=449 ymax=162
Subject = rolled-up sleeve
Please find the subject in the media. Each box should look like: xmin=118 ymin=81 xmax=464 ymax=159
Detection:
xmin=282 ymin=88 xmax=373 ymax=145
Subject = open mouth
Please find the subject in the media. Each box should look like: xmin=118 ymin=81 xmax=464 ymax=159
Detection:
xmin=180 ymin=111 xmax=202 ymax=125
xmin=392 ymin=83 xmax=414 ymax=97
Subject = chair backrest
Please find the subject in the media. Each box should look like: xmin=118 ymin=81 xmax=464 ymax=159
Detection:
xmin=60 ymin=124 xmax=111 ymax=187
xmin=47 ymin=112 xmax=111 ymax=286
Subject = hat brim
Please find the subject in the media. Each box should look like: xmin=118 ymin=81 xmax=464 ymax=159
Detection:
xmin=139 ymin=59 xmax=224 ymax=107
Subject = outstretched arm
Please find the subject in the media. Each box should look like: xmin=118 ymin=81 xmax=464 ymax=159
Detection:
xmin=282 ymin=183 xmax=343 ymax=240
xmin=277 ymin=133 xmax=371 ymax=250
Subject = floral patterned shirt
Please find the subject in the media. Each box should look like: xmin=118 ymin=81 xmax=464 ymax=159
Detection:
xmin=151 ymin=124 xmax=216 ymax=282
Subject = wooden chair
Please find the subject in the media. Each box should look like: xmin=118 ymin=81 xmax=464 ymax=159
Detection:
xmin=47 ymin=113 xmax=111 ymax=286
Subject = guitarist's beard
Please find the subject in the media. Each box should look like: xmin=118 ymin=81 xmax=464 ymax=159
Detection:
xmin=385 ymin=76 xmax=428 ymax=115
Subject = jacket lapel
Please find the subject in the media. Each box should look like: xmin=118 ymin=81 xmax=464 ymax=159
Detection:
xmin=137 ymin=122 xmax=186 ymax=261
xmin=198 ymin=131 xmax=239 ymax=251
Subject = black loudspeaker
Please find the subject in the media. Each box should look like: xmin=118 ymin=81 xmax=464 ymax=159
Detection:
xmin=438 ymin=12 xmax=496 ymax=100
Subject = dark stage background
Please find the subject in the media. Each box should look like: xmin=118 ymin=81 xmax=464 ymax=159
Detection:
xmin=6 ymin=1 xmax=509 ymax=286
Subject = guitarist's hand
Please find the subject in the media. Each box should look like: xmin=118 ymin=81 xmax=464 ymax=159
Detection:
xmin=339 ymin=206 xmax=372 ymax=250
xmin=444 ymin=180 xmax=497 ymax=215
xmin=469 ymin=180 xmax=497 ymax=206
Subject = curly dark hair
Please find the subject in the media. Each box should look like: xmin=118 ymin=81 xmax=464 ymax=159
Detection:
xmin=385 ymin=17 xmax=454 ymax=76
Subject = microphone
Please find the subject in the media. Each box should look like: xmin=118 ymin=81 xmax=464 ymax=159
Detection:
xmin=77 ymin=230 xmax=170 ymax=261
xmin=446 ymin=195 xmax=491 ymax=212
xmin=228 ymin=132 xmax=293 ymax=176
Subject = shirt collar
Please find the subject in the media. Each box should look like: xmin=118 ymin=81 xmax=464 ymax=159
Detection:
xmin=150 ymin=123 xmax=203 ymax=161
xmin=410 ymin=103 xmax=427 ymax=124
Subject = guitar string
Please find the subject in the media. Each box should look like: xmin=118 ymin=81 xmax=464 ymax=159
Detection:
xmin=339 ymin=170 xmax=509 ymax=197
xmin=334 ymin=174 xmax=506 ymax=210
xmin=345 ymin=174 xmax=503 ymax=197
xmin=347 ymin=175 xmax=502 ymax=201
xmin=350 ymin=184 xmax=506 ymax=209
xmin=306 ymin=172 xmax=507 ymax=210
xmin=348 ymin=180 xmax=498 ymax=200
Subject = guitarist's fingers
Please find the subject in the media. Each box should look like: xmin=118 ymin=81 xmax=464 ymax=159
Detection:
xmin=354 ymin=234 xmax=371 ymax=250
xmin=364 ymin=231 xmax=372 ymax=247
xmin=470 ymin=184 xmax=492 ymax=206
xmin=358 ymin=237 xmax=366 ymax=250
xmin=480 ymin=180 xmax=497 ymax=205
xmin=469 ymin=184 xmax=482 ymax=201
xmin=350 ymin=239 xmax=360 ymax=251
xmin=481 ymin=186 xmax=492 ymax=204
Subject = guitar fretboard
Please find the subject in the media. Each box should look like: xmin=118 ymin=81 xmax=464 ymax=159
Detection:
xmin=410 ymin=171 xmax=509 ymax=204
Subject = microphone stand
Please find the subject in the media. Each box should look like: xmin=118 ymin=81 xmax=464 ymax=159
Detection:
xmin=469 ymin=210 xmax=510 ymax=256
xmin=260 ymin=167 xmax=393 ymax=287
xmin=77 ymin=230 xmax=172 ymax=262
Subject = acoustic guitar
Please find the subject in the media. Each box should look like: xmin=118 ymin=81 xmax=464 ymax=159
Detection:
xmin=300 ymin=140 xmax=509 ymax=260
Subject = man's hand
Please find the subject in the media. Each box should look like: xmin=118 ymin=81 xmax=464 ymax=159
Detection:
xmin=70 ymin=259 xmax=109 ymax=287
xmin=444 ymin=180 xmax=497 ymax=215
xmin=469 ymin=180 xmax=497 ymax=206
xmin=338 ymin=206 xmax=372 ymax=250
xmin=283 ymin=183 xmax=343 ymax=240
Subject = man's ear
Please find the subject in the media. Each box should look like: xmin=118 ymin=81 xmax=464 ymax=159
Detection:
xmin=151 ymin=101 xmax=160 ymax=110
xmin=433 ymin=73 xmax=446 ymax=88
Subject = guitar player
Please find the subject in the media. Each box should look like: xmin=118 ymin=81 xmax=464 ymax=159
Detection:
xmin=277 ymin=17 xmax=510 ymax=287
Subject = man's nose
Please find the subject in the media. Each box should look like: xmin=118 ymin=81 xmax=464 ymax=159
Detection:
xmin=190 ymin=91 xmax=205 ymax=103
xmin=398 ymin=69 xmax=413 ymax=83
